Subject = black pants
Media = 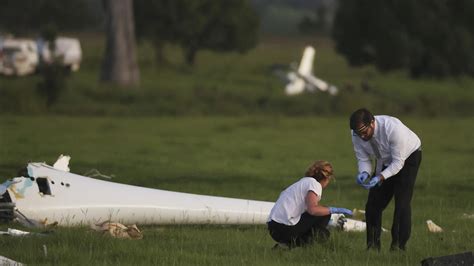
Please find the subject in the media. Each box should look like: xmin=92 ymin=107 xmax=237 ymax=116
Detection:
xmin=267 ymin=212 xmax=331 ymax=247
xmin=366 ymin=149 xmax=422 ymax=250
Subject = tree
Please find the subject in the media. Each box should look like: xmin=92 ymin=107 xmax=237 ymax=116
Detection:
xmin=134 ymin=0 xmax=259 ymax=65
xmin=101 ymin=0 xmax=140 ymax=87
xmin=0 ymin=0 xmax=96 ymax=35
xmin=332 ymin=0 xmax=474 ymax=78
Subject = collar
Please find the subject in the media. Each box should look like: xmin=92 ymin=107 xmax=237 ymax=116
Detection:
xmin=372 ymin=117 xmax=379 ymax=139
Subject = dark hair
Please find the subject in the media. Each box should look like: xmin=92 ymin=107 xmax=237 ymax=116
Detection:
xmin=349 ymin=108 xmax=374 ymax=130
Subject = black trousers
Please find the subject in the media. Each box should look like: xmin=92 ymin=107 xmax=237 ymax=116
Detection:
xmin=267 ymin=212 xmax=331 ymax=247
xmin=366 ymin=149 xmax=422 ymax=250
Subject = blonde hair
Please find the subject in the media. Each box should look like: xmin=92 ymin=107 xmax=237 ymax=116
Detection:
xmin=305 ymin=160 xmax=334 ymax=182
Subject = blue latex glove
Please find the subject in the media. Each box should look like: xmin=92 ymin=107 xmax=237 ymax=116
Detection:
xmin=362 ymin=175 xmax=381 ymax=189
xmin=356 ymin=171 xmax=369 ymax=185
xmin=329 ymin=207 xmax=353 ymax=216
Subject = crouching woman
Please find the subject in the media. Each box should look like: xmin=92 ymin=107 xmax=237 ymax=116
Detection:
xmin=267 ymin=160 xmax=352 ymax=248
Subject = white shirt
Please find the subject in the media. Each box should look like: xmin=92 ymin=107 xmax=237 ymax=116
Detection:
xmin=268 ymin=177 xmax=322 ymax=225
xmin=351 ymin=115 xmax=421 ymax=179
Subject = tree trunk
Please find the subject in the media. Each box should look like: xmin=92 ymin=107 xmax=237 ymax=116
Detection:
xmin=100 ymin=0 xmax=140 ymax=87
xmin=185 ymin=46 xmax=197 ymax=66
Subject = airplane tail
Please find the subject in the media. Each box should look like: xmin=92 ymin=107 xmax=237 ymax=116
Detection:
xmin=284 ymin=46 xmax=338 ymax=96
xmin=298 ymin=46 xmax=315 ymax=75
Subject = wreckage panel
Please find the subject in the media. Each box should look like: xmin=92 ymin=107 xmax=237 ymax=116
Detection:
xmin=9 ymin=162 xmax=274 ymax=226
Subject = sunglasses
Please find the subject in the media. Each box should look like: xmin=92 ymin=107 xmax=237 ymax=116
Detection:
xmin=353 ymin=121 xmax=373 ymax=137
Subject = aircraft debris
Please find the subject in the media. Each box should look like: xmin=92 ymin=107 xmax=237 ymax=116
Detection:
xmin=0 ymin=255 xmax=23 ymax=265
xmin=426 ymin=220 xmax=443 ymax=233
xmin=351 ymin=208 xmax=365 ymax=220
xmin=83 ymin=169 xmax=114 ymax=179
xmin=274 ymin=46 xmax=338 ymax=96
xmin=52 ymin=154 xmax=70 ymax=172
xmin=0 ymin=156 xmax=274 ymax=226
xmin=91 ymin=221 xmax=143 ymax=239
xmin=0 ymin=227 xmax=51 ymax=237
xmin=462 ymin=213 xmax=474 ymax=219
xmin=2 ymin=155 xmax=377 ymax=234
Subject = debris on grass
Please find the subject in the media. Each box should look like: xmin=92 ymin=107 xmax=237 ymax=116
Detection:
xmin=0 ymin=228 xmax=31 ymax=236
xmin=426 ymin=220 xmax=443 ymax=233
xmin=462 ymin=213 xmax=474 ymax=219
xmin=91 ymin=221 xmax=143 ymax=239
xmin=0 ymin=255 xmax=23 ymax=265
xmin=0 ymin=228 xmax=53 ymax=237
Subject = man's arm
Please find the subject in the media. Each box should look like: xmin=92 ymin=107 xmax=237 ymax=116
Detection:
xmin=352 ymin=135 xmax=372 ymax=174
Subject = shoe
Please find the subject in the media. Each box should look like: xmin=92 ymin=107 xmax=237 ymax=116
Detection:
xmin=390 ymin=242 xmax=405 ymax=252
xmin=366 ymin=244 xmax=381 ymax=252
xmin=272 ymin=243 xmax=290 ymax=250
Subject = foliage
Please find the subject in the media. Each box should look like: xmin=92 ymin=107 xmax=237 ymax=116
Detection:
xmin=298 ymin=2 xmax=334 ymax=35
xmin=134 ymin=0 xmax=259 ymax=65
xmin=0 ymin=0 xmax=96 ymax=35
xmin=332 ymin=0 xmax=474 ymax=78
xmin=0 ymin=116 xmax=473 ymax=265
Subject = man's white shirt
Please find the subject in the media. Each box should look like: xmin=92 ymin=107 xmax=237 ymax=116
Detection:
xmin=269 ymin=177 xmax=322 ymax=225
xmin=351 ymin=115 xmax=421 ymax=179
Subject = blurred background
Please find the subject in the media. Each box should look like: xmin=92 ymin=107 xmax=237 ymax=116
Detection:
xmin=0 ymin=0 xmax=473 ymax=117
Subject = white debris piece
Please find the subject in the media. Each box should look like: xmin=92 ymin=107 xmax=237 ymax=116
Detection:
xmin=342 ymin=218 xmax=367 ymax=232
xmin=462 ymin=213 xmax=474 ymax=219
xmin=0 ymin=255 xmax=23 ymax=266
xmin=0 ymin=228 xmax=31 ymax=236
xmin=327 ymin=213 xmax=387 ymax=232
xmin=328 ymin=213 xmax=345 ymax=229
xmin=52 ymin=154 xmax=71 ymax=172
xmin=352 ymin=208 xmax=366 ymax=220
xmin=426 ymin=220 xmax=443 ymax=233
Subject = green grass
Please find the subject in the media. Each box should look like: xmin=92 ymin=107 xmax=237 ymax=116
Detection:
xmin=1 ymin=34 xmax=474 ymax=116
xmin=0 ymin=115 xmax=473 ymax=265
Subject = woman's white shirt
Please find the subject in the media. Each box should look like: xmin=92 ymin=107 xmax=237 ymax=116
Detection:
xmin=269 ymin=177 xmax=322 ymax=225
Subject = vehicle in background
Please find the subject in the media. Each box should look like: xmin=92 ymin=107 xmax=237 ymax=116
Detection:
xmin=0 ymin=38 xmax=39 ymax=76
xmin=0 ymin=36 xmax=82 ymax=76
xmin=40 ymin=37 xmax=82 ymax=72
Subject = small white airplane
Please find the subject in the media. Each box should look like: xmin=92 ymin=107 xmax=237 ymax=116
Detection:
xmin=283 ymin=46 xmax=338 ymax=96
xmin=0 ymin=155 xmax=367 ymax=232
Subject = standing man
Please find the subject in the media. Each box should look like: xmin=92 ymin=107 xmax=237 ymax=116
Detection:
xmin=349 ymin=108 xmax=422 ymax=251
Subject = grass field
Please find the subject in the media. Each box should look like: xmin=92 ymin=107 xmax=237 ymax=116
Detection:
xmin=0 ymin=115 xmax=473 ymax=265
xmin=1 ymin=34 xmax=474 ymax=116
xmin=1 ymin=30 xmax=473 ymax=265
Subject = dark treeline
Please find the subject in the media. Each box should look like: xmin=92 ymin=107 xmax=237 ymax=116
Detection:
xmin=1 ymin=0 xmax=474 ymax=80
xmin=333 ymin=0 xmax=474 ymax=78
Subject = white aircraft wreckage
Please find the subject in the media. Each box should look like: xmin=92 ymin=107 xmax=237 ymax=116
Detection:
xmin=0 ymin=155 xmax=368 ymax=232
xmin=280 ymin=46 xmax=338 ymax=96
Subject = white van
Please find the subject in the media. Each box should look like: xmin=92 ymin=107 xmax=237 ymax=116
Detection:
xmin=0 ymin=38 xmax=39 ymax=76
xmin=0 ymin=36 xmax=82 ymax=76
xmin=40 ymin=37 xmax=82 ymax=72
